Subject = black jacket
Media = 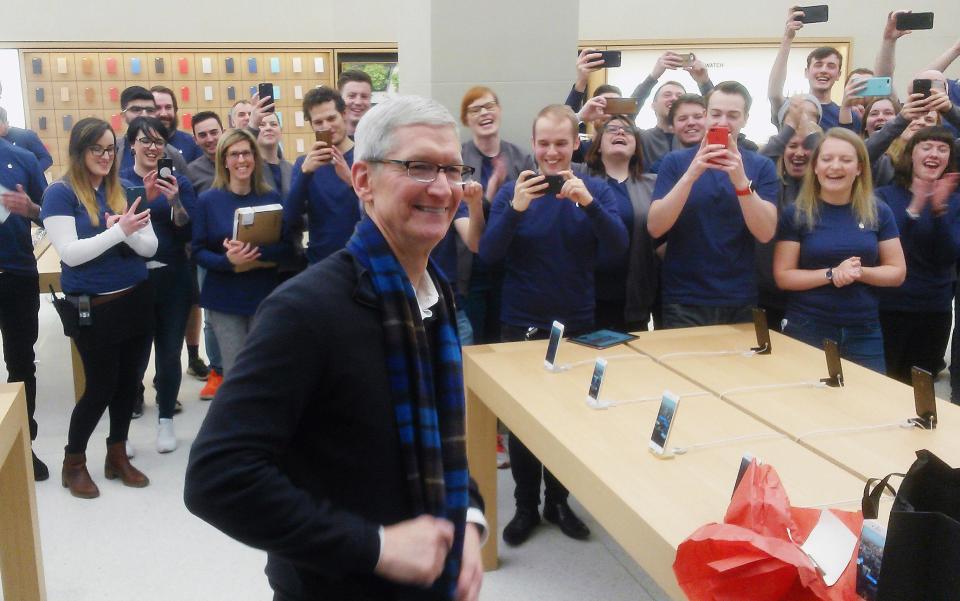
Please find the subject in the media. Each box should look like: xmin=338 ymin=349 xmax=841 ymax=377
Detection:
xmin=184 ymin=249 xmax=483 ymax=600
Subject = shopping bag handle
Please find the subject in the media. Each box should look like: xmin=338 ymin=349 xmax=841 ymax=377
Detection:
xmin=862 ymin=472 xmax=905 ymax=519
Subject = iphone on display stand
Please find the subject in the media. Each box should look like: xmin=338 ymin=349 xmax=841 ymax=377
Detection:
xmin=751 ymin=307 xmax=772 ymax=354
xmin=544 ymin=321 xmax=565 ymax=371
xmin=820 ymin=339 xmax=843 ymax=387
xmin=649 ymin=391 xmax=680 ymax=458
xmin=910 ymin=366 xmax=937 ymax=430
xmin=585 ymin=358 xmax=608 ymax=408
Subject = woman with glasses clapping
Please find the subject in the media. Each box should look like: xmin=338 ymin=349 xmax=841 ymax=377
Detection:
xmin=40 ymin=117 xmax=158 ymax=499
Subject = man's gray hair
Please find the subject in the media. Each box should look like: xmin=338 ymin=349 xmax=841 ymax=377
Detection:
xmin=0 ymin=106 xmax=7 ymax=124
xmin=354 ymin=95 xmax=458 ymax=162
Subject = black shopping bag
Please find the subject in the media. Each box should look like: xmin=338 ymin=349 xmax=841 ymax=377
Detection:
xmin=863 ymin=450 xmax=960 ymax=601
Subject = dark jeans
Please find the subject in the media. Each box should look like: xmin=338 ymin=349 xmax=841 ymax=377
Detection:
xmin=880 ymin=310 xmax=952 ymax=385
xmin=139 ymin=264 xmax=193 ymax=419
xmin=662 ymin=303 xmax=753 ymax=329
xmin=0 ymin=272 xmax=40 ymax=440
xmin=951 ymin=284 xmax=960 ymax=402
xmin=501 ymin=322 xmax=586 ymax=510
xmin=782 ymin=311 xmax=886 ymax=374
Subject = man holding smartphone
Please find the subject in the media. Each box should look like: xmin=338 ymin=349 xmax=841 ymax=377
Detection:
xmin=648 ymin=81 xmax=779 ymax=328
xmin=480 ymin=104 xmax=628 ymax=546
xmin=0 ymin=136 xmax=48 ymax=479
xmin=115 ymin=86 xmax=189 ymax=175
xmin=768 ymin=8 xmax=861 ymax=132
xmin=284 ymin=87 xmax=361 ymax=264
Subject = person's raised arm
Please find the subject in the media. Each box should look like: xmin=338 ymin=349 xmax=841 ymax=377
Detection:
xmin=631 ymin=51 xmax=683 ymax=108
xmin=454 ymin=181 xmax=485 ymax=253
xmin=567 ymin=49 xmax=605 ymax=112
xmin=926 ymin=38 xmax=960 ymax=73
xmin=769 ymin=8 xmax=805 ymax=126
xmin=647 ymin=140 xmax=727 ymax=238
xmin=875 ymin=10 xmax=912 ymax=77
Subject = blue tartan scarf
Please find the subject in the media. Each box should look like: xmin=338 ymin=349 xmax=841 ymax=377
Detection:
xmin=346 ymin=217 xmax=469 ymax=599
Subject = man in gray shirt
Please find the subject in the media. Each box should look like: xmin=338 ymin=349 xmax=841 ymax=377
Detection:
xmin=185 ymin=111 xmax=223 ymax=195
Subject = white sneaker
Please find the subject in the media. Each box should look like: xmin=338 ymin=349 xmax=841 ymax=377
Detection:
xmin=156 ymin=418 xmax=177 ymax=453
xmin=125 ymin=440 xmax=136 ymax=458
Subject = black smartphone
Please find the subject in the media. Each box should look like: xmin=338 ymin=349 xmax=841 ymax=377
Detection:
xmin=913 ymin=78 xmax=933 ymax=99
xmin=543 ymin=174 xmax=565 ymax=196
xmin=751 ymin=308 xmax=772 ymax=355
xmin=896 ymin=11 xmax=934 ymax=30
xmin=911 ymin=366 xmax=937 ymax=429
xmin=157 ymin=158 xmax=174 ymax=183
xmin=795 ymin=4 xmax=829 ymax=23
xmin=258 ymin=83 xmax=275 ymax=112
xmin=821 ymin=339 xmax=843 ymax=387
xmin=598 ymin=50 xmax=621 ymax=68
xmin=125 ymin=186 xmax=149 ymax=213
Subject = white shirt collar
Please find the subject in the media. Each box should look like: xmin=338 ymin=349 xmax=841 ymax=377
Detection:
xmin=414 ymin=272 xmax=440 ymax=320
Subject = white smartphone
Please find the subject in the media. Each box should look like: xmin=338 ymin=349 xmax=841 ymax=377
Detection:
xmin=585 ymin=357 xmax=607 ymax=407
xmin=649 ymin=390 xmax=680 ymax=457
xmin=544 ymin=321 xmax=565 ymax=370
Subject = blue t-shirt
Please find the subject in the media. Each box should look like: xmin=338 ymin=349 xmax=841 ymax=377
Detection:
xmin=2 ymin=127 xmax=53 ymax=172
xmin=118 ymin=165 xmax=197 ymax=265
xmin=168 ymin=129 xmax=203 ymax=164
xmin=652 ymin=145 xmax=780 ymax=307
xmin=875 ymin=185 xmax=960 ymax=313
xmin=479 ymin=175 xmax=628 ymax=331
xmin=820 ymin=101 xmax=862 ymax=133
xmin=39 ymin=180 xmax=148 ymax=294
xmin=777 ymin=200 xmax=899 ymax=325
xmin=0 ymin=139 xmax=48 ymax=275
xmin=595 ymin=177 xmax=634 ymax=301
xmin=285 ymin=149 xmax=360 ymax=264
xmin=191 ymin=187 xmax=289 ymax=316
xmin=428 ymin=201 xmax=469 ymax=287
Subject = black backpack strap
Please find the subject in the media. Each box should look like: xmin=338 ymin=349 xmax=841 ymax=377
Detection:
xmin=862 ymin=472 xmax=905 ymax=519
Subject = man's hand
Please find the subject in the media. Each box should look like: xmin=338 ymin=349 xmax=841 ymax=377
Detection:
xmin=685 ymin=137 xmax=730 ymax=181
xmin=651 ymin=51 xmax=684 ymax=79
xmin=686 ymin=58 xmax=710 ymax=85
xmin=784 ymin=8 xmax=805 ymax=40
xmin=1 ymin=184 xmax=40 ymax=219
xmin=375 ymin=515 xmax=454 ymax=587
xmin=900 ymin=92 xmax=929 ymax=121
xmin=558 ymin=171 xmax=593 ymax=207
xmin=455 ymin=524 xmax=483 ymax=601
xmin=463 ymin=181 xmax=483 ymax=212
xmin=883 ymin=10 xmax=913 ymax=41
xmin=711 ymin=135 xmax=750 ymax=190
xmin=927 ymin=88 xmax=954 ymax=114
xmin=248 ymin=93 xmax=275 ymax=130
xmin=510 ymin=171 xmax=548 ymax=213
xmin=301 ymin=140 xmax=334 ymax=174
xmin=577 ymin=95 xmax=607 ymax=125
xmin=329 ymin=144 xmax=352 ymax=185
xmin=841 ymin=77 xmax=868 ymax=108
xmin=223 ymin=239 xmax=261 ymax=266
xmin=575 ymin=48 xmax=605 ymax=90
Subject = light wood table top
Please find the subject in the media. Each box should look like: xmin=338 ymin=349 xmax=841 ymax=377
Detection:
xmin=626 ymin=324 xmax=960 ymax=481
xmin=464 ymin=338 xmax=869 ymax=600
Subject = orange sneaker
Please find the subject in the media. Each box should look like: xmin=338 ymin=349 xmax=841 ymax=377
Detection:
xmin=199 ymin=369 xmax=222 ymax=401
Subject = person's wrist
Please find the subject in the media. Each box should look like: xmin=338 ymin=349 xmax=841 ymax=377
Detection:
xmin=509 ymin=197 xmax=528 ymax=213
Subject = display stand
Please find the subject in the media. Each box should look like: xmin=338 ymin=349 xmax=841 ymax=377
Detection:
xmin=0 ymin=383 xmax=47 ymax=601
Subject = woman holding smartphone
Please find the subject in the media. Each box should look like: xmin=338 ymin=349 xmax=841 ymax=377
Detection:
xmin=862 ymin=92 xmax=952 ymax=186
xmin=583 ymin=115 xmax=659 ymax=330
xmin=774 ymin=128 xmax=905 ymax=372
xmin=192 ymin=129 xmax=289 ymax=376
xmin=875 ymin=126 xmax=960 ymax=383
xmin=40 ymin=117 xmax=158 ymax=498
xmin=121 ymin=116 xmax=196 ymax=453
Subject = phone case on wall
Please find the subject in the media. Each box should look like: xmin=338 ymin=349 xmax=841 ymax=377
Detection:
xmin=154 ymin=57 xmax=165 ymax=74
xmin=271 ymin=84 xmax=280 ymax=100
xmin=110 ymin=114 xmax=122 ymax=131
xmin=294 ymin=85 xmax=303 ymax=100
xmin=225 ymin=57 xmax=235 ymax=73
xmin=178 ymin=57 xmax=189 ymax=74
xmin=314 ymin=57 xmax=324 ymax=73
xmin=130 ymin=57 xmax=142 ymax=75
xmin=38 ymin=116 xmax=47 ymax=130
xmin=247 ymin=58 xmax=258 ymax=74
xmin=109 ymin=87 xmax=119 ymax=102
xmin=81 ymin=57 xmax=93 ymax=75
xmin=62 ymin=115 xmax=73 ymax=131
xmin=106 ymin=57 xmax=117 ymax=74
xmin=180 ymin=86 xmax=190 ymax=102
xmin=203 ymin=86 xmax=213 ymax=101
xmin=201 ymin=57 xmax=212 ymax=74
xmin=83 ymin=87 xmax=95 ymax=103
xmin=35 ymin=87 xmax=44 ymax=102
xmin=226 ymin=86 xmax=236 ymax=101
xmin=56 ymin=57 xmax=68 ymax=74
xmin=291 ymin=57 xmax=302 ymax=73
xmin=270 ymin=57 xmax=281 ymax=73
xmin=60 ymin=87 xmax=70 ymax=102
xmin=31 ymin=57 xmax=42 ymax=74
xmin=249 ymin=85 xmax=256 ymax=97
xmin=181 ymin=113 xmax=193 ymax=130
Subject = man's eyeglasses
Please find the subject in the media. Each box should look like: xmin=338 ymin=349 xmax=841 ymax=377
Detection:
xmin=122 ymin=106 xmax=157 ymax=115
xmin=466 ymin=101 xmax=498 ymax=116
xmin=136 ymin=137 xmax=164 ymax=149
xmin=369 ymin=159 xmax=475 ymax=185
xmin=86 ymin=145 xmax=117 ymax=157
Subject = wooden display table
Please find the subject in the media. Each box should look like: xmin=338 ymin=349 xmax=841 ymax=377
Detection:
xmin=626 ymin=324 xmax=960 ymax=481
xmin=0 ymin=384 xmax=46 ymax=600
xmin=464 ymin=339 xmax=869 ymax=599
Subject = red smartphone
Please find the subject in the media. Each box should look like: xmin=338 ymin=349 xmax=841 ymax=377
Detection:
xmin=706 ymin=126 xmax=729 ymax=165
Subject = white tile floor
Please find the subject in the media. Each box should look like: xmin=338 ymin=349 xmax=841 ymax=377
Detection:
xmin=12 ymin=298 xmax=670 ymax=601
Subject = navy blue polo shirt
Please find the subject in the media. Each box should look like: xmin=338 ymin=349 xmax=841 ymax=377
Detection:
xmin=285 ymin=148 xmax=360 ymax=264
xmin=119 ymin=165 xmax=196 ymax=265
xmin=777 ymin=199 xmax=899 ymax=325
xmin=168 ymin=129 xmax=203 ymax=164
xmin=652 ymin=145 xmax=779 ymax=307
xmin=429 ymin=200 xmax=469 ymax=287
xmin=2 ymin=126 xmax=53 ymax=172
xmin=191 ymin=187 xmax=288 ymax=316
xmin=0 ymin=140 xmax=48 ymax=275
xmin=479 ymin=175 xmax=628 ymax=331
xmin=820 ymin=101 xmax=862 ymax=133
xmin=39 ymin=180 xmax=148 ymax=294
xmin=875 ymin=185 xmax=960 ymax=313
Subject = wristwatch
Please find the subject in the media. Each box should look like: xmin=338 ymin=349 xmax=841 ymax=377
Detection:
xmin=826 ymin=268 xmax=833 ymax=280
xmin=905 ymin=208 xmax=921 ymax=220
xmin=735 ymin=180 xmax=753 ymax=197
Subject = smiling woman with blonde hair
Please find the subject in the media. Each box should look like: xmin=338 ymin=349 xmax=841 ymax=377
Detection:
xmin=774 ymin=128 xmax=905 ymax=373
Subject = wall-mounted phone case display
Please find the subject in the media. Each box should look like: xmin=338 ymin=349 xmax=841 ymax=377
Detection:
xmin=20 ymin=47 xmax=336 ymax=178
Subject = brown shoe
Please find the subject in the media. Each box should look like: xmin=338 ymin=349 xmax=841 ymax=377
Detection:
xmin=104 ymin=441 xmax=149 ymax=488
xmin=62 ymin=452 xmax=100 ymax=499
